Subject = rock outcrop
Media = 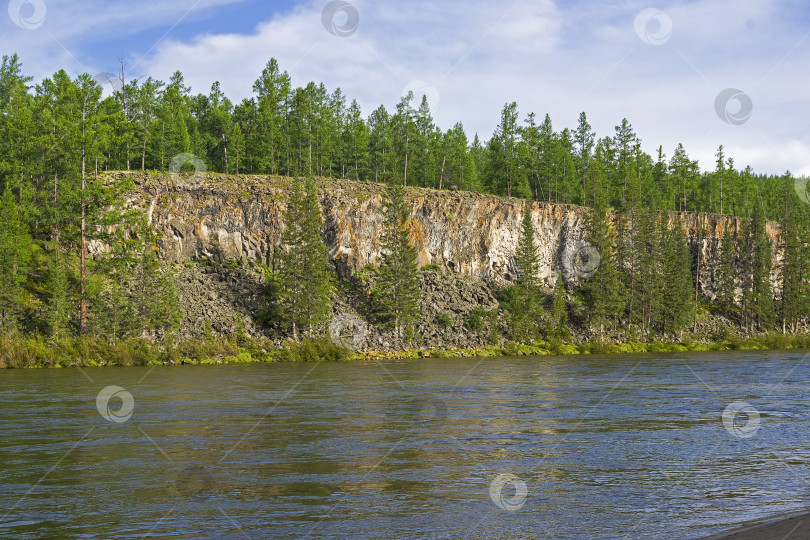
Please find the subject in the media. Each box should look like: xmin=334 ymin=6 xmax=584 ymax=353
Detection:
xmin=109 ymin=172 xmax=779 ymax=300
xmin=89 ymin=172 xmax=787 ymax=345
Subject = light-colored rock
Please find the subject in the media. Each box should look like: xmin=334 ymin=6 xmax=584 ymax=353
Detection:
xmin=99 ymin=173 xmax=782 ymax=298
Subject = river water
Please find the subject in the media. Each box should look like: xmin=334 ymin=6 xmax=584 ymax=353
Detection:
xmin=1 ymin=350 xmax=809 ymax=539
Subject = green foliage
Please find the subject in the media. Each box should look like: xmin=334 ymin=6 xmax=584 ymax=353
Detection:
xmin=0 ymin=188 xmax=35 ymax=328
xmin=435 ymin=312 xmax=453 ymax=328
xmin=86 ymin=219 xmax=183 ymax=341
xmin=371 ymin=185 xmax=421 ymax=339
xmin=258 ymin=270 xmax=283 ymax=326
xmin=465 ymin=307 xmax=488 ymax=332
xmin=516 ymin=204 xmax=540 ymax=288
xmin=741 ymin=199 xmax=774 ymax=331
xmin=276 ymin=337 xmax=353 ymax=362
xmin=503 ymin=203 xmax=542 ymax=340
xmin=549 ymin=275 xmax=570 ymax=339
xmin=776 ymin=177 xmax=809 ymax=333
xmin=501 ymin=340 xmax=521 ymax=357
xmin=659 ymin=217 xmax=695 ymax=334
xmin=0 ymin=51 xmax=806 ymax=223
xmin=581 ymin=161 xmax=626 ymax=336
xmin=716 ymin=228 xmax=737 ymax=317
xmin=272 ymin=177 xmax=332 ymax=340
xmin=403 ymin=326 xmax=421 ymax=347
xmin=354 ymin=265 xmax=377 ymax=282
xmin=420 ymin=263 xmax=440 ymax=272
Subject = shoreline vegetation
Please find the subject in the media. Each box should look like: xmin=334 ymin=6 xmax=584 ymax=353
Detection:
xmin=2 ymin=332 xmax=809 ymax=369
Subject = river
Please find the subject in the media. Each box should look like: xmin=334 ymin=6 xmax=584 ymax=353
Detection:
xmin=1 ymin=349 xmax=809 ymax=539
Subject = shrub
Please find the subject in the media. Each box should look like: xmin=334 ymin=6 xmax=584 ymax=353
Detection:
xmin=403 ymin=326 xmax=421 ymax=347
xmin=501 ymin=340 xmax=520 ymax=357
xmin=465 ymin=307 xmax=488 ymax=332
xmin=586 ymin=339 xmax=611 ymax=354
xmin=727 ymin=334 xmax=744 ymax=350
xmin=277 ymin=337 xmax=353 ymax=362
xmin=420 ymin=263 xmax=441 ymax=272
xmin=354 ymin=265 xmax=378 ymax=282
xmin=436 ymin=312 xmax=453 ymax=328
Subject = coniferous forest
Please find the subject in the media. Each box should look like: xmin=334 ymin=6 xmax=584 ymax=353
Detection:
xmin=1 ymin=52 xmax=809 ymax=365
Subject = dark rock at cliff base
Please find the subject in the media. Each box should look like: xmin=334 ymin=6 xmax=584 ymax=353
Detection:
xmin=174 ymin=262 xmax=270 ymax=340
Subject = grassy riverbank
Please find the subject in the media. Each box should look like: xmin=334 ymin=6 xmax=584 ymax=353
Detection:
xmin=2 ymin=331 xmax=810 ymax=369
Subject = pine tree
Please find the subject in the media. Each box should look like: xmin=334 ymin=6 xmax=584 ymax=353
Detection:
xmin=274 ymin=177 xmax=332 ymax=341
xmin=414 ymin=94 xmax=434 ymax=188
xmin=392 ymin=92 xmax=416 ymax=186
xmin=0 ymin=74 xmax=36 ymax=329
xmin=253 ymin=59 xmax=291 ymax=174
xmin=344 ymin=99 xmax=370 ymax=181
xmin=373 ymin=185 xmax=421 ymax=340
xmin=519 ymin=112 xmax=541 ymax=200
xmin=613 ymin=118 xmax=637 ymax=210
xmin=230 ymin=121 xmax=245 ymax=174
xmin=367 ymin=105 xmax=391 ymax=183
xmin=489 ymin=102 xmax=522 ymax=197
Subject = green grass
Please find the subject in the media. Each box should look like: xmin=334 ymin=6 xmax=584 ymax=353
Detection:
xmin=2 ymin=330 xmax=810 ymax=369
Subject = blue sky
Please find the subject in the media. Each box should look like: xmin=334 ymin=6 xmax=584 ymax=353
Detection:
xmin=3 ymin=0 xmax=810 ymax=176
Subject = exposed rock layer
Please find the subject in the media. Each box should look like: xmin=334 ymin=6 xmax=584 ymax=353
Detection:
xmin=110 ymin=173 xmax=780 ymax=300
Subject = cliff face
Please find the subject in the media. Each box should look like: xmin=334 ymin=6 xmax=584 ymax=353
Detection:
xmin=113 ymin=173 xmax=781 ymax=299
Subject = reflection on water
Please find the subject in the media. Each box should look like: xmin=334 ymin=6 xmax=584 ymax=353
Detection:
xmin=1 ymin=349 xmax=809 ymax=539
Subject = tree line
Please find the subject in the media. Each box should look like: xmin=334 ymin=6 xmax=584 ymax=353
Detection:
xmin=507 ymin=174 xmax=810 ymax=340
xmin=2 ymin=53 xmax=805 ymax=218
xmin=0 ymin=51 xmax=808 ymax=343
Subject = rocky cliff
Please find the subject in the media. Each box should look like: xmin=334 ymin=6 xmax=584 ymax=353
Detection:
xmin=110 ymin=172 xmax=779 ymax=300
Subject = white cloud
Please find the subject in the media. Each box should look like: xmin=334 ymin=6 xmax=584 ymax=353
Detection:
xmin=8 ymin=0 xmax=810 ymax=176
xmin=2 ymin=0 xmax=248 ymax=80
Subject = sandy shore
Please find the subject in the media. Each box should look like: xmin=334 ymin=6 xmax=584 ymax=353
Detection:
xmin=703 ymin=511 xmax=810 ymax=539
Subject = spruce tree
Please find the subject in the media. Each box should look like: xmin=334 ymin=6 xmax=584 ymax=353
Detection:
xmin=516 ymin=203 xmax=540 ymax=288
xmin=274 ymin=177 xmax=332 ymax=341
xmin=777 ymin=182 xmax=808 ymax=333
xmin=659 ymin=217 xmax=694 ymax=336
xmin=508 ymin=202 xmax=541 ymax=340
xmin=615 ymin=213 xmax=638 ymax=331
xmin=581 ymin=161 xmax=625 ymax=337
xmin=550 ymin=274 xmax=569 ymax=339
xmin=373 ymin=185 xmax=421 ymax=340
xmin=743 ymin=199 xmax=774 ymax=331
xmin=716 ymin=227 xmax=737 ymax=318
xmin=132 ymin=225 xmax=182 ymax=337
xmin=632 ymin=209 xmax=661 ymax=336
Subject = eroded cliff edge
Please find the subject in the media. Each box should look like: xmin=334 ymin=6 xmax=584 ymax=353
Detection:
xmin=112 ymin=172 xmax=779 ymax=289
xmin=100 ymin=172 xmax=781 ymax=345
